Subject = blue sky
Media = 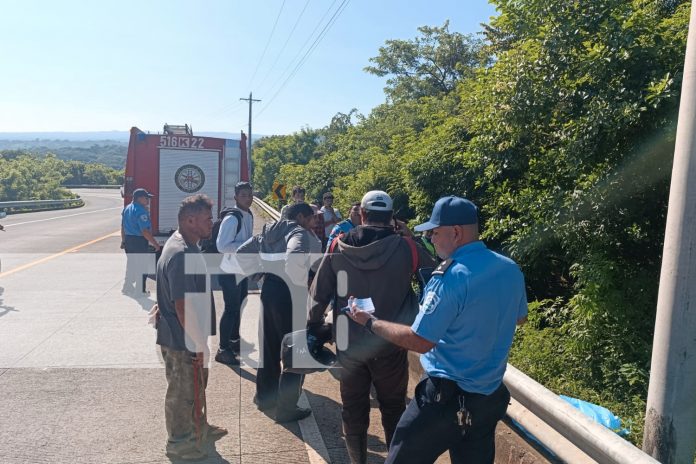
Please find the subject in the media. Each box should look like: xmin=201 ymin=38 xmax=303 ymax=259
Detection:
xmin=1 ymin=0 xmax=497 ymax=136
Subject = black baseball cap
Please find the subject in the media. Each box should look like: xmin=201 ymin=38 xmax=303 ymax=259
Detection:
xmin=132 ymin=188 xmax=154 ymax=200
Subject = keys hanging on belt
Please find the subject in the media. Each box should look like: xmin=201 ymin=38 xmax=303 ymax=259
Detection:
xmin=457 ymin=396 xmax=472 ymax=435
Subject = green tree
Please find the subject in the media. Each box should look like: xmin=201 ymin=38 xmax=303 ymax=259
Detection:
xmin=364 ymin=21 xmax=487 ymax=101
xmin=252 ymin=128 xmax=324 ymax=197
xmin=249 ymin=1 xmax=691 ymax=444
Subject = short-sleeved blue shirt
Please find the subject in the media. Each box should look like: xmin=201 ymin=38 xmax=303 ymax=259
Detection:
xmin=121 ymin=202 xmax=152 ymax=236
xmin=411 ymin=241 xmax=528 ymax=395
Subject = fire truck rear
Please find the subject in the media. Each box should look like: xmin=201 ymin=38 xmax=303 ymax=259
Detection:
xmin=123 ymin=124 xmax=249 ymax=241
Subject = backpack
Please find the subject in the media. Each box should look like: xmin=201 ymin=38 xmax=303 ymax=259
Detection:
xmin=201 ymin=207 xmax=245 ymax=253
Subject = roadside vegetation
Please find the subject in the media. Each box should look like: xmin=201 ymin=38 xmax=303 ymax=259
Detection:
xmin=0 ymin=150 xmax=123 ymax=201
xmin=251 ymin=0 xmax=691 ymax=445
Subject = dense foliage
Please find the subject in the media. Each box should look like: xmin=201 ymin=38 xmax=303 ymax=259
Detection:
xmin=0 ymin=140 xmax=127 ymax=169
xmin=252 ymin=0 xmax=690 ymax=445
xmin=0 ymin=151 xmax=124 ymax=201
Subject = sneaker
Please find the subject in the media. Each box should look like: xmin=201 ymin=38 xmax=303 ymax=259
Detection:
xmin=215 ymin=348 xmax=240 ymax=366
xmin=166 ymin=445 xmax=207 ymax=461
xmin=276 ymin=407 xmax=312 ymax=423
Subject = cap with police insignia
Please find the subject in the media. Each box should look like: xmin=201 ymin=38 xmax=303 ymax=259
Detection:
xmin=414 ymin=196 xmax=478 ymax=232
xmin=132 ymin=188 xmax=154 ymax=200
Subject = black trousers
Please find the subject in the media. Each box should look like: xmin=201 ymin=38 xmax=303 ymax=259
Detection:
xmin=385 ymin=377 xmax=510 ymax=464
xmin=123 ymin=235 xmax=149 ymax=291
xmin=218 ymin=274 xmax=248 ymax=349
xmin=256 ymin=275 xmax=303 ymax=413
xmin=338 ymin=349 xmax=408 ymax=447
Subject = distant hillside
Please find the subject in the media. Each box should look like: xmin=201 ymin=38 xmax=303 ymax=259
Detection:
xmin=0 ymin=141 xmax=127 ymax=169
xmin=0 ymin=131 xmax=267 ymax=141
xmin=0 ymin=131 xmax=131 ymax=141
xmin=0 ymin=132 xmax=268 ymax=170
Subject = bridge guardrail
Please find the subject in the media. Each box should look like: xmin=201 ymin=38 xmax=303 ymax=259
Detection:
xmin=251 ymin=195 xmax=659 ymax=464
xmin=0 ymin=198 xmax=85 ymax=213
xmin=252 ymin=196 xmax=280 ymax=220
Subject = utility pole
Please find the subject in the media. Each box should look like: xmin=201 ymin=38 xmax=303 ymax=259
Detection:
xmin=643 ymin=2 xmax=696 ymax=463
xmin=240 ymin=92 xmax=261 ymax=183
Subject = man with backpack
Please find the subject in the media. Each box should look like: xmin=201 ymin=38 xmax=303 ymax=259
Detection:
xmin=213 ymin=181 xmax=254 ymax=366
xmin=308 ymin=190 xmax=437 ymax=463
xmin=237 ymin=202 xmax=322 ymax=422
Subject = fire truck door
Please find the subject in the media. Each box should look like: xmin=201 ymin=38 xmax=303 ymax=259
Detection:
xmin=158 ymin=148 xmax=220 ymax=233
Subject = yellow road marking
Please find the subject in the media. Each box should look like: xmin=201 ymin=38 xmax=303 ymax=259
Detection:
xmin=0 ymin=230 xmax=120 ymax=278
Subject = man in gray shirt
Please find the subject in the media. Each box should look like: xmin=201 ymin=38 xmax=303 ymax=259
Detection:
xmin=156 ymin=194 xmax=227 ymax=461
xmin=237 ymin=202 xmax=322 ymax=422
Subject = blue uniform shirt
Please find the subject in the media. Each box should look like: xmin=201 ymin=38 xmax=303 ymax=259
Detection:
xmin=122 ymin=202 xmax=152 ymax=236
xmin=411 ymin=241 xmax=527 ymax=395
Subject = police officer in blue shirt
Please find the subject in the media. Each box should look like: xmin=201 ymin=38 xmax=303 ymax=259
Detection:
xmin=347 ymin=195 xmax=528 ymax=464
xmin=121 ymin=188 xmax=161 ymax=295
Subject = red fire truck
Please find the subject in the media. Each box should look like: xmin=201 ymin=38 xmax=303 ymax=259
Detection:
xmin=123 ymin=124 xmax=249 ymax=240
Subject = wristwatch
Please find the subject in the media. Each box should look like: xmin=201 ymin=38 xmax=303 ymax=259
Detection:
xmin=365 ymin=317 xmax=377 ymax=334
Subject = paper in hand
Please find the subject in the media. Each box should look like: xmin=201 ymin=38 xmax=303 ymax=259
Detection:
xmin=350 ymin=297 xmax=375 ymax=314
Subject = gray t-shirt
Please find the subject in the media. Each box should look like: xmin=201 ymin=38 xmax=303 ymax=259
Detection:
xmin=156 ymin=232 xmax=210 ymax=351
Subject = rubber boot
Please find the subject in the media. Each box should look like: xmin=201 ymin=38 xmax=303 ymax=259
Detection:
xmin=345 ymin=433 xmax=368 ymax=464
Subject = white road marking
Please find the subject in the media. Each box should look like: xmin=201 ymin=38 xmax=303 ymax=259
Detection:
xmin=3 ymin=206 xmax=122 ymax=227
xmin=298 ymin=391 xmax=331 ymax=463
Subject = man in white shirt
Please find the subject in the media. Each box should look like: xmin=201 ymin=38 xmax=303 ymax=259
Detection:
xmin=215 ymin=182 xmax=254 ymax=366
xmin=320 ymin=191 xmax=342 ymax=239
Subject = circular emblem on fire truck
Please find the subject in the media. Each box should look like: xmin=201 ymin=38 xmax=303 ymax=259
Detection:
xmin=174 ymin=164 xmax=205 ymax=193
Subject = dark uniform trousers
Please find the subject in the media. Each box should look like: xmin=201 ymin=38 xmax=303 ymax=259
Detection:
xmin=124 ymin=235 xmax=149 ymax=291
xmin=256 ymin=275 xmax=304 ymax=413
xmin=385 ymin=376 xmax=510 ymax=464
xmin=218 ymin=274 xmax=248 ymax=350
xmin=338 ymin=349 xmax=408 ymax=447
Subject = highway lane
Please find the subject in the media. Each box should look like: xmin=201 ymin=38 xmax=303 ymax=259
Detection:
xmin=0 ymin=188 xmax=123 ymax=274
xmin=0 ymin=192 xmax=457 ymax=463
xmin=0 ymin=188 xmax=123 ymax=254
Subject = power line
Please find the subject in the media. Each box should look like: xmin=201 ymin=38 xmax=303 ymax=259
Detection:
xmin=255 ymin=0 xmax=312 ymax=93
xmin=255 ymin=0 xmax=350 ymax=120
xmin=189 ymin=99 xmax=245 ymax=129
xmin=247 ymin=0 xmax=287 ymax=89
xmin=208 ymin=100 xmax=246 ymax=118
xmin=256 ymin=0 xmax=339 ymax=98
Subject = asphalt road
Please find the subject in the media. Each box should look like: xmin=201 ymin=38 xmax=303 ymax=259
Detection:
xmin=0 ymin=189 xmax=123 ymax=274
xmin=0 ymin=192 xmax=368 ymax=463
xmin=0 ymin=192 xmax=538 ymax=464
